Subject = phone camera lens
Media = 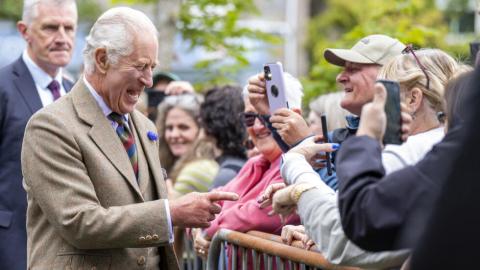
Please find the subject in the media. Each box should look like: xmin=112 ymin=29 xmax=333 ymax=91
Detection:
xmin=271 ymin=85 xmax=279 ymax=97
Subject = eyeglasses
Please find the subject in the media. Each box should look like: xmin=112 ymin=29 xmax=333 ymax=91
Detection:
xmin=241 ymin=112 xmax=267 ymax=127
xmin=402 ymin=44 xmax=430 ymax=90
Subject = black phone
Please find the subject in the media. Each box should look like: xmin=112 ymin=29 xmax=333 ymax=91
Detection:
xmin=377 ymin=79 xmax=402 ymax=145
xmin=320 ymin=114 xmax=332 ymax=175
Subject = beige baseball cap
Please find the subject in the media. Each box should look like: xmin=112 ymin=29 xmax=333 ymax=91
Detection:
xmin=324 ymin=34 xmax=406 ymax=67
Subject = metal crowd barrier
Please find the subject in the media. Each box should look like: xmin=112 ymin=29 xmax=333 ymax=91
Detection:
xmin=206 ymin=229 xmax=360 ymax=270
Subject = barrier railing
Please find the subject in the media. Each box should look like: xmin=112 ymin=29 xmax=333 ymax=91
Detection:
xmin=206 ymin=229 xmax=360 ymax=270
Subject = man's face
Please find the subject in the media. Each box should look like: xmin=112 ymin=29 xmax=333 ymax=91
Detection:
xmin=19 ymin=3 xmax=77 ymax=76
xmin=99 ymin=34 xmax=158 ymax=114
xmin=336 ymin=62 xmax=381 ymax=115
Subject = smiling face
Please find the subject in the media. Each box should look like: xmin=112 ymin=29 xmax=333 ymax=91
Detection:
xmin=244 ymin=98 xmax=281 ymax=162
xmin=18 ymin=2 xmax=77 ymax=77
xmin=97 ymin=34 xmax=158 ymax=114
xmin=164 ymin=107 xmax=200 ymax=157
xmin=336 ymin=62 xmax=381 ymax=115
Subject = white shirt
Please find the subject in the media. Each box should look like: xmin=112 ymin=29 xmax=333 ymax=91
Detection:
xmin=22 ymin=50 xmax=67 ymax=107
xmin=383 ymin=126 xmax=445 ymax=174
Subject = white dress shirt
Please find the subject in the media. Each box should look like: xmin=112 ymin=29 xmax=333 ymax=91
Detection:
xmin=22 ymin=50 xmax=67 ymax=107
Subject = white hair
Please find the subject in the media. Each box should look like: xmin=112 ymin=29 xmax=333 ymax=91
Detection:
xmin=82 ymin=7 xmax=158 ymax=75
xmin=242 ymin=72 xmax=304 ymax=109
xmin=283 ymin=72 xmax=303 ymax=109
xmin=22 ymin=0 xmax=77 ymax=25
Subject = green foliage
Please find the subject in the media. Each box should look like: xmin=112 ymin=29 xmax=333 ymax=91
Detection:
xmin=304 ymin=0 xmax=469 ymax=107
xmin=0 ymin=0 xmax=102 ymax=23
xmin=0 ymin=0 xmax=22 ymax=21
xmin=178 ymin=0 xmax=281 ymax=86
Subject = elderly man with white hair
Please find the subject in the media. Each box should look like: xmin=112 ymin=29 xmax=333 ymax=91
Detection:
xmin=21 ymin=7 xmax=238 ymax=270
xmin=0 ymin=1 xmax=77 ymax=269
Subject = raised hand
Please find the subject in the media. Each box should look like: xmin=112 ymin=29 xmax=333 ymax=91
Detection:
xmin=270 ymin=108 xmax=311 ymax=146
xmin=247 ymin=73 xmax=270 ymax=115
xmin=169 ymin=191 xmax=239 ymax=228
xmin=287 ymin=136 xmax=339 ymax=168
xmin=357 ymin=83 xmax=412 ymax=143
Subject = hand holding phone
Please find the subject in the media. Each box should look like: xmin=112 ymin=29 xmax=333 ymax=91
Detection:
xmin=377 ymin=79 xmax=402 ymax=145
xmin=264 ymin=62 xmax=289 ymax=114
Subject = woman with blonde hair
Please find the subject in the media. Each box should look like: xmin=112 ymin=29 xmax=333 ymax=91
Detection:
xmin=379 ymin=46 xmax=469 ymax=173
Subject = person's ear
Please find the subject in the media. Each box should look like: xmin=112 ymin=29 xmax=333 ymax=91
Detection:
xmin=292 ymin=108 xmax=302 ymax=116
xmin=409 ymin=87 xmax=424 ymax=113
xmin=17 ymin=21 xmax=29 ymax=42
xmin=94 ymin=48 xmax=109 ymax=74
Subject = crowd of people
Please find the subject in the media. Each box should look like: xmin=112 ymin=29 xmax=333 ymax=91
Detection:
xmin=1 ymin=1 xmax=480 ymax=270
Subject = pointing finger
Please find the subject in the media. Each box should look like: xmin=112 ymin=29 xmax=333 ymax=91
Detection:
xmin=207 ymin=191 xmax=239 ymax=202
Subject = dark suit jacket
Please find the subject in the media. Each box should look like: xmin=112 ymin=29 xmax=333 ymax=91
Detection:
xmin=410 ymin=69 xmax=480 ymax=269
xmin=0 ymin=57 xmax=73 ymax=270
xmin=336 ymin=120 xmax=466 ymax=252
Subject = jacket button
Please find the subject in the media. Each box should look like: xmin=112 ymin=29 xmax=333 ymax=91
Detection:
xmin=145 ymin=235 xmax=152 ymax=241
xmin=139 ymin=236 xmax=146 ymax=242
xmin=137 ymin=256 xmax=146 ymax=266
xmin=152 ymin=234 xmax=159 ymax=241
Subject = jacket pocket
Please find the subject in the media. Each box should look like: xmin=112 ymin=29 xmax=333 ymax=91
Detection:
xmin=0 ymin=210 xmax=13 ymax=228
xmin=53 ymin=253 xmax=112 ymax=270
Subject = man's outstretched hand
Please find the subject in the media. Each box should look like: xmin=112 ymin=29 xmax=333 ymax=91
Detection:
xmin=169 ymin=191 xmax=239 ymax=228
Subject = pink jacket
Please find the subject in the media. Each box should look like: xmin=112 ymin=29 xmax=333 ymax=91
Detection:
xmin=205 ymin=154 xmax=300 ymax=238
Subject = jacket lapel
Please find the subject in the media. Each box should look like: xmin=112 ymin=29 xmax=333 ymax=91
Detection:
xmin=12 ymin=58 xmax=43 ymax=114
xmin=131 ymin=111 xmax=167 ymax=199
xmin=71 ymin=81 xmax=143 ymax=199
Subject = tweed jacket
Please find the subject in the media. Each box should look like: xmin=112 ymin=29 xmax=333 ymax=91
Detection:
xmin=21 ymin=80 xmax=179 ymax=270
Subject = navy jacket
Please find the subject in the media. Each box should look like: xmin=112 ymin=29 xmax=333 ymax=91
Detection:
xmin=0 ymin=57 xmax=73 ymax=270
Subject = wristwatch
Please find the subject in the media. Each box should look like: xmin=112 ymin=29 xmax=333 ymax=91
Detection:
xmin=290 ymin=183 xmax=318 ymax=203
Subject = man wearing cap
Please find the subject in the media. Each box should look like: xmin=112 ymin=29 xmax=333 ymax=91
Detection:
xmin=247 ymin=34 xmax=405 ymax=152
xmin=324 ymin=34 xmax=405 ymax=146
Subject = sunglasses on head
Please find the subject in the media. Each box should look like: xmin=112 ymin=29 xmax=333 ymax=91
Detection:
xmin=402 ymin=44 xmax=430 ymax=90
xmin=241 ymin=112 xmax=267 ymax=127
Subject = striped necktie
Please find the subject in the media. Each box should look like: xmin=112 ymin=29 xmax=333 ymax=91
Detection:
xmin=108 ymin=112 xmax=139 ymax=179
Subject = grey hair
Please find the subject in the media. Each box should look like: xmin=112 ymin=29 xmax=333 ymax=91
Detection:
xmin=242 ymin=72 xmax=304 ymax=109
xmin=22 ymin=0 xmax=77 ymax=25
xmin=82 ymin=7 xmax=158 ymax=75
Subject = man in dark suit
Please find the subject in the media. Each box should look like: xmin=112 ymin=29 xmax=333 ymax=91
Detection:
xmin=0 ymin=1 xmax=77 ymax=269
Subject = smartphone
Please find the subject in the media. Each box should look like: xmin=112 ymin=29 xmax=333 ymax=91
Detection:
xmin=377 ymin=79 xmax=402 ymax=145
xmin=264 ymin=62 xmax=289 ymax=114
xmin=320 ymin=114 xmax=333 ymax=175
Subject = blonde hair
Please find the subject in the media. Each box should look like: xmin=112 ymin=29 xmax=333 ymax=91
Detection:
xmin=309 ymin=92 xmax=349 ymax=130
xmin=378 ymin=49 xmax=460 ymax=114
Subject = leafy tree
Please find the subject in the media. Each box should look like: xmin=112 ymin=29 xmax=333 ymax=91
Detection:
xmin=304 ymin=0 xmax=469 ymax=107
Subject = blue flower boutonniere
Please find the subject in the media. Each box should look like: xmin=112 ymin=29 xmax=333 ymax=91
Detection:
xmin=147 ymin=131 xmax=158 ymax=141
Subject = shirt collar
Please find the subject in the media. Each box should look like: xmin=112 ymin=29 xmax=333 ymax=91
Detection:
xmin=83 ymin=76 xmax=129 ymax=122
xmin=22 ymin=50 xmax=63 ymax=89
xmin=345 ymin=115 xmax=360 ymax=131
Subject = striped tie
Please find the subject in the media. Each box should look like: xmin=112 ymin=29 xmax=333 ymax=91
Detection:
xmin=108 ymin=112 xmax=138 ymax=179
